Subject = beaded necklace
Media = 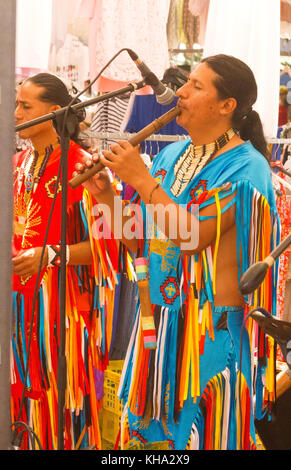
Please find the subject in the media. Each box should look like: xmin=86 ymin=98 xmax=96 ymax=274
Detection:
xmin=25 ymin=143 xmax=57 ymax=189
xmin=171 ymin=128 xmax=236 ymax=197
xmin=21 ymin=141 xmax=58 ymax=205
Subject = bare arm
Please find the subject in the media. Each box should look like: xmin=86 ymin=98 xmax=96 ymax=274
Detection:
xmin=68 ymin=240 xmax=92 ymax=265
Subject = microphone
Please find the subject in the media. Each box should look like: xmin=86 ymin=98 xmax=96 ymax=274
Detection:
xmin=271 ymin=162 xmax=291 ymax=178
xmin=127 ymin=49 xmax=175 ymax=105
xmin=239 ymin=233 xmax=291 ymax=295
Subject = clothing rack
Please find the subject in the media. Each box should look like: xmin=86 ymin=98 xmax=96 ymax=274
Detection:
xmin=79 ymin=131 xmax=291 ymax=193
xmin=80 ymin=130 xmax=189 ymax=143
xmin=269 ymin=138 xmax=291 ymax=144
xmin=81 ymin=130 xmax=291 ymax=145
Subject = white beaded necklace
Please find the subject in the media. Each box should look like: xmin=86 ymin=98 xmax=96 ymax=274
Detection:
xmin=171 ymin=128 xmax=235 ymax=197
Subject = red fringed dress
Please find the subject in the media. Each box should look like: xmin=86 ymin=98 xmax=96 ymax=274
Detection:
xmin=11 ymin=141 xmax=119 ymax=450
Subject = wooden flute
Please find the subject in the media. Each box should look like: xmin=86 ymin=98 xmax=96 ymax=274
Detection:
xmin=69 ymin=106 xmax=181 ymax=189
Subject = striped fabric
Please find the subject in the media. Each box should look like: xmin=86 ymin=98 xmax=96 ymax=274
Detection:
xmin=90 ymin=96 xmax=130 ymax=150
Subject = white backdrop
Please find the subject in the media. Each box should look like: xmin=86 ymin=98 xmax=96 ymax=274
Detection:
xmin=16 ymin=0 xmax=52 ymax=70
xmin=203 ymin=0 xmax=280 ymax=139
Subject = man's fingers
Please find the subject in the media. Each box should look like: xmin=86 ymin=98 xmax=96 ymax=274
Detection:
xmin=75 ymin=162 xmax=85 ymax=173
xmin=12 ymin=257 xmax=22 ymax=267
xmin=92 ymin=153 xmax=100 ymax=163
xmin=12 ymin=249 xmax=34 ymax=264
xmin=101 ymin=150 xmax=116 ymax=164
xmin=117 ymin=140 xmax=132 ymax=150
xmin=109 ymin=143 xmax=120 ymax=154
xmin=14 ymin=266 xmax=28 ymax=276
xmin=13 ymin=259 xmax=31 ymax=275
xmin=109 ymin=141 xmax=131 ymax=153
xmin=74 ymin=153 xmax=102 ymax=180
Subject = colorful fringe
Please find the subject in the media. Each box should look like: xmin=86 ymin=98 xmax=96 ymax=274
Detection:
xmin=11 ymin=196 xmax=121 ymax=449
xmin=199 ymin=181 xmax=280 ymax=407
xmin=186 ymin=368 xmax=256 ymax=450
xmin=117 ymin=177 xmax=280 ymax=450
xmin=11 ymin=266 xmax=102 ymax=450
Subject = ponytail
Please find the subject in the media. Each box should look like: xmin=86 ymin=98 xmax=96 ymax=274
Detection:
xmin=237 ymin=110 xmax=270 ymax=161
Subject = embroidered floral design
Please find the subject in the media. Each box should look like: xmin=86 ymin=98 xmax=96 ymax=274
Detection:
xmin=160 ymin=276 xmax=179 ymax=305
xmin=14 ymin=193 xmax=42 ymax=248
xmin=45 ymin=176 xmax=62 ymax=199
xmin=190 ymin=179 xmax=208 ymax=203
xmin=20 ymin=274 xmax=32 ymax=286
xmin=154 ymin=169 xmax=167 ymax=184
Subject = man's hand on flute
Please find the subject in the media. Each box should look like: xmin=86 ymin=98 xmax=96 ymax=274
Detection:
xmin=74 ymin=140 xmax=149 ymax=195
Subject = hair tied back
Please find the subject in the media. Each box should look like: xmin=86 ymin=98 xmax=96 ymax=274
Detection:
xmin=243 ymin=106 xmax=253 ymax=120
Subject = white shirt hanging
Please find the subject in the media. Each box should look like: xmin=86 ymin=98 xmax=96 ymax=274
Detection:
xmin=16 ymin=0 xmax=53 ymax=70
xmin=203 ymin=0 xmax=280 ymax=139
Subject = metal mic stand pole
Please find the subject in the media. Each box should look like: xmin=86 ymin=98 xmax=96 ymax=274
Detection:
xmin=53 ymin=111 xmax=74 ymax=451
xmin=15 ymin=80 xmax=146 ymax=134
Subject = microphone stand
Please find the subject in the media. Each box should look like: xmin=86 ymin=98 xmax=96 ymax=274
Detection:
xmin=238 ymin=233 xmax=291 ymax=368
xmin=15 ymin=80 xmax=146 ymax=133
xmin=237 ymin=237 xmax=291 ymax=449
xmin=54 ymin=112 xmax=71 ymax=452
xmin=239 ymin=233 xmax=291 ymax=295
xmin=15 ymin=79 xmax=146 ymax=450
xmin=271 ymin=162 xmax=291 ymax=179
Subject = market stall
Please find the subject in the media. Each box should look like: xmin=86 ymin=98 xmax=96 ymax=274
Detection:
xmin=6 ymin=0 xmax=291 ymax=452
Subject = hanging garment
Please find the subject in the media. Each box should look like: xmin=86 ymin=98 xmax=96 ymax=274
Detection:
xmin=281 ymin=0 xmax=291 ymax=39
xmin=118 ymin=139 xmax=279 ymax=450
xmin=167 ymin=0 xmax=180 ymax=50
xmin=49 ymin=33 xmax=90 ymax=88
xmin=202 ymin=0 xmax=280 ymax=139
xmin=283 ymin=252 xmax=291 ymax=323
xmin=16 ymin=0 xmax=52 ymax=70
xmin=280 ymin=71 xmax=291 ymax=87
xmin=271 ymin=159 xmax=291 ymax=362
xmin=272 ymin=164 xmax=291 ymax=321
xmin=176 ymin=0 xmax=187 ymax=44
xmin=279 ymin=104 xmax=289 ymax=127
xmin=50 ymin=0 xmax=78 ymax=52
xmin=124 ymin=94 xmax=187 ymax=156
xmin=75 ymin=0 xmax=171 ymax=90
xmin=280 ymin=122 xmax=291 ymax=164
xmin=188 ymin=0 xmax=210 ymax=45
xmin=90 ymin=95 xmax=131 ymax=151
xmin=182 ymin=0 xmax=200 ymax=48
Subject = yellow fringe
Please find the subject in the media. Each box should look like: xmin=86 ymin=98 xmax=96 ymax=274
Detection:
xmin=212 ymin=192 xmax=221 ymax=295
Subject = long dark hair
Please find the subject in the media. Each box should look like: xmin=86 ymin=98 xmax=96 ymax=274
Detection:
xmin=202 ymin=54 xmax=269 ymax=161
xmin=25 ymin=73 xmax=85 ymax=146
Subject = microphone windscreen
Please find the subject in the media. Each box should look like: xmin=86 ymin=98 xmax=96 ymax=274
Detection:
xmin=239 ymin=261 xmax=269 ymax=295
xmin=156 ymin=86 xmax=175 ymax=105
